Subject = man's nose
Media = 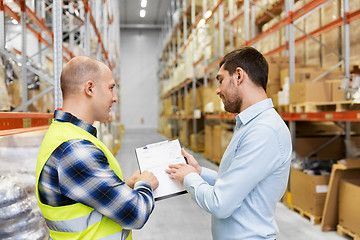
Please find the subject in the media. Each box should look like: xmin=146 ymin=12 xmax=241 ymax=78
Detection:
xmin=113 ymin=94 xmax=118 ymax=103
xmin=216 ymin=87 xmax=221 ymax=95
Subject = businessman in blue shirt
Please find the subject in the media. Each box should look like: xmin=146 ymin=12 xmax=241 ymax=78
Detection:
xmin=167 ymin=47 xmax=292 ymax=240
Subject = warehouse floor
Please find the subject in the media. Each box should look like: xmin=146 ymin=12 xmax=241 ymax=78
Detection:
xmin=116 ymin=129 xmax=347 ymax=240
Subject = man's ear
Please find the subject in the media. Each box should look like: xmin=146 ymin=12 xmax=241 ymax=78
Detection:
xmin=235 ymin=67 xmax=243 ymax=86
xmin=85 ymin=81 xmax=94 ymax=96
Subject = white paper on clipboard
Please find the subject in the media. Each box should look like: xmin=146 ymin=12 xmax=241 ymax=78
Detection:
xmin=135 ymin=139 xmax=187 ymax=201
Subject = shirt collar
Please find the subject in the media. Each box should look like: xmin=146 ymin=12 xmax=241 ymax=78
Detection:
xmin=236 ymin=98 xmax=274 ymax=126
xmin=54 ymin=110 xmax=97 ymax=137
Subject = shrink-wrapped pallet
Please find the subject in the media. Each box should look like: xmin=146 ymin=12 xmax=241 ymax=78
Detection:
xmin=305 ymin=0 xmax=321 ymax=66
xmin=0 ymin=58 xmax=11 ymax=111
xmin=0 ymin=175 xmax=48 ymax=240
xmin=349 ymin=0 xmax=360 ymax=67
xmin=321 ymin=0 xmax=341 ymax=68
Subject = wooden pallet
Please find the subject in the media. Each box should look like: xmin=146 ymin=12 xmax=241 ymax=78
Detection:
xmin=289 ymin=101 xmax=360 ymax=113
xmin=291 ymin=204 xmax=322 ymax=225
xmin=337 ymin=224 xmax=360 ymax=240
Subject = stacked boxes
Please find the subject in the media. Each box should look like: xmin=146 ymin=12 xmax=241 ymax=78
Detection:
xmin=204 ymin=123 xmax=234 ymax=164
xmin=201 ymin=86 xmax=222 ymax=113
xmin=339 ymin=179 xmax=360 ymax=236
xmin=290 ymin=168 xmax=330 ymax=217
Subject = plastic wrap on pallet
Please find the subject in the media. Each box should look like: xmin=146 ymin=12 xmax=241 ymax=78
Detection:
xmin=0 ymin=174 xmax=49 ymax=240
xmin=0 ymin=176 xmax=26 ymax=208
xmin=0 ymin=57 xmax=11 ymax=111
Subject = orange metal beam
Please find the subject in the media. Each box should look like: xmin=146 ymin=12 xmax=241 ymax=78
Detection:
xmin=205 ymin=0 xmax=224 ymax=24
xmin=13 ymin=0 xmax=73 ymax=59
xmin=4 ymin=3 xmax=70 ymax=62
xmin=281 ymin=111 xmax=360 ymax=122
xmin=264 ymin=9 xmax=360 ymax=57
xmin=14 ymin=0 xmax=52 ymax=37
xmin=205 ymin=57 xmax=222 ymax=74
xmin=255 ymin=0 xmax=284 ymax=25
xmin=83 ymin=0 xmax=112 ymax=69
xmin=246 ymin=0 xmax=329 ymax=47
xmin=0 ymin=112 xmax=53 ymax=132
xmin=0 ymin=125 xmax=49 ymax=136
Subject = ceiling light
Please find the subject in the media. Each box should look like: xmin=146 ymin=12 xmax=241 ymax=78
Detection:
xmin=140 ymin=9 xmax=146 ymax=18
xmin=204 ymin=10 xmax=212 ymax=19
xmin=11 ymin=19 xmax=18 ymax=24
xmin=141 ymin=0 xmax=147 ymax=8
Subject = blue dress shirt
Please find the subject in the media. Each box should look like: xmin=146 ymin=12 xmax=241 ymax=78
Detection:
xmin=184 ymin=98 xmax=292 ymax=239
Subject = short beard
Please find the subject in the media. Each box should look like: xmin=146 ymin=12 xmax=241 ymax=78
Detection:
xmin=224 ymin=98 xmax=241 ymax=113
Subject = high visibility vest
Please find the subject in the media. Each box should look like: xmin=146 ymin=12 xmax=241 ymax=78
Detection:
xmin=36 ymin=121 xmax=132 ymax=240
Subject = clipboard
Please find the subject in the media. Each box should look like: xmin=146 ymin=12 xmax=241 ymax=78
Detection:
xmin=135 ymin=139 xmax=187 ymax=201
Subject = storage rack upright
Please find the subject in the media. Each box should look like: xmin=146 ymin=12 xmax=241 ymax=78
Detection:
xmin=158 ymin=0 xmax=360 ymax=159
xmin=0 ymin=0 xmax=121 ymax=146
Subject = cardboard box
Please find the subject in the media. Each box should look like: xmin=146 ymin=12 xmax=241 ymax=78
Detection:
xmin=201 ymin=86 xmax=222 ymax=113
xmin=290 ymin=168 xmax=330 ymax=217
xmin=221 ymin=123 xmax=233 ymax=156
xmin=322 ymin=159 xmax=360 ymax=231
xmin=265 ymin=56 xmax=302 ymax=87
xmin=280 ymin=67 xmax=342 ymax=87
xmin=212 ymin=125 xmax=222 ymax=164
xmin=179 ymin=120 xmax=188 ymax=147
xmin=184 ymin=87 xmax=202 ymax=115
xmin=266 ymin=83 xmax=281 ymax=97
xmin=295 ymin=136 xmax=345 ymax=160
xmin=339 ymin=179 xmax=360 ymax=235
xmin=204 ymin=124 xmax=213 ymax=160
xmin=271 ymin=93 xmax=279 ymax=108
xmin=326 ymin=79 xmax=344 ymax=102
xmin=190 ymin=133 xmax=205 ymax=150
xmin=290 ymin=81 xmax=331 ymax=104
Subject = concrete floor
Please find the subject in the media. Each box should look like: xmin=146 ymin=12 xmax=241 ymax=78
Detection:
xmin=116 ymin=129 xmax=348 ymax=240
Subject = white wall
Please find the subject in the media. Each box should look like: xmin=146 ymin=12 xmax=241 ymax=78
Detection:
xmin=120 ymin=29 xmax=161 ymax=130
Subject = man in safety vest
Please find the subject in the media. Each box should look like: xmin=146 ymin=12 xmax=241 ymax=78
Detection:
xmin=36 ymin=56 xmax=159 ymax=240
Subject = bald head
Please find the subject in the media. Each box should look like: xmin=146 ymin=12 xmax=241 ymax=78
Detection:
xmin=60 ymin=56 xmax=106 ymax=98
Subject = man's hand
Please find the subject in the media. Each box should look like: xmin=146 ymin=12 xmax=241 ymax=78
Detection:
xmin=182 ymin=148 xmax=202 ymax=174
xmin=125 ymin=170 xmax=141 ymax=189
xmin=135 ymin=171 xmax=159 ymax=191
xmin=166 ymin=163 xmax=197 ymax=183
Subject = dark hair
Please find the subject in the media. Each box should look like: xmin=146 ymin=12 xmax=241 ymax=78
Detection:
xmin=219 ymin=47 xmax=268 ymax=91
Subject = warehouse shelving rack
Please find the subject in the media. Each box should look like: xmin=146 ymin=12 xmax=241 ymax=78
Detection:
xmin=159 ymin=0 xmax=360 ymax=157
xmin=0 ymin=0 xmax=121 ymax=143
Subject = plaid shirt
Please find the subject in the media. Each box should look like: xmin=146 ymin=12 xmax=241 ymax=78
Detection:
xmin=38 ymin=110 xmax=154 ymax=229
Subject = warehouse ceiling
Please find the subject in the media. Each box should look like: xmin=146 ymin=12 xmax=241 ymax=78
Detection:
xmin=119 ymin=0 xmax=172 ymax=29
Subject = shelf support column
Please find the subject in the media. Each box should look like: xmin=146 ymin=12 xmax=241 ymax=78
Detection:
xmin=342 ymin=0 xmax=350 ymax=90
xmin=251 ymin=1 xmax=256 ymax=39
xmin=20 ymin=0 xmax=28 ymax=111
xmin=183 ymin=0 xmax=187 ymax=46
xmin=0 ymin=0 xmax=5 ymax=49
xmin=53 ymin=0 xmax=63 ymax=109
xmin=244 ymin=0 xmax=250 ymax=45
xmin=69 ymin=2 xmax=75 ymax=55
xmin=219 ymin=1 xmax=224 ymax=57
xmin=285 ymin=0 xmax=296 ymax=153
xmin=191 ymin=0 xmax=197 ymax=148
xmin=84 ymin=3 xmax=90 ymax=56
xmin=228 ymin=0 xmax=233 ymax=50
xmin=203 ymin=0 xmax=208 ymax=87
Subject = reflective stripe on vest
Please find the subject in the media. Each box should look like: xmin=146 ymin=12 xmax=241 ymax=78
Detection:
xmin=45 ymin=210 xmax=102 ymax=232
xmin=99 ymin=230 xmax=130 ymax=240
xmin=49 ymin=230 xmax=130 ymax=240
